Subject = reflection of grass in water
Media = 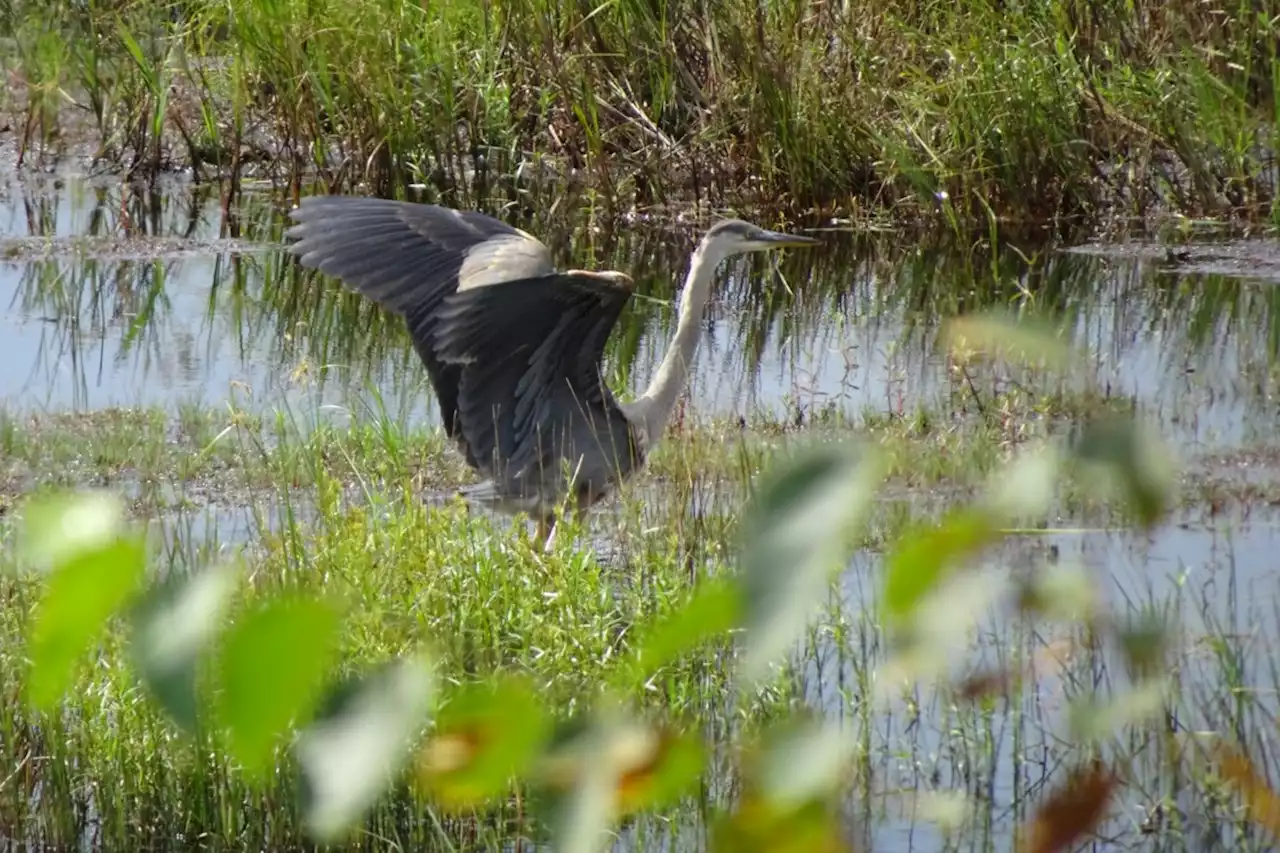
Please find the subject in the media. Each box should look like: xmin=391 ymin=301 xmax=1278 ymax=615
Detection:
xmin=8 ymin=196 xmax=1279 ymax=442
xmin=1 ymin=382 xmax=1280 ymax=848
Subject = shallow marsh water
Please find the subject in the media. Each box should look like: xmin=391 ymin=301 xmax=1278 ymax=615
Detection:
xmin=3 ymin=175 xmax=1280 ymax=851
xmin=3 ymin=178 xmax=1277 ymax=446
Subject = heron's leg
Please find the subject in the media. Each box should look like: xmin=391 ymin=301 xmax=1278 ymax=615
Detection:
xmin=542 ymin=515 xmax=560 ymax=553
xmin=534 ymin=514 xmax=556 ymax=552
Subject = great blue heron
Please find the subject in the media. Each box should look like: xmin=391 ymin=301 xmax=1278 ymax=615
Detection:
xmin=284 ymin=196 xmax=820 ymax=548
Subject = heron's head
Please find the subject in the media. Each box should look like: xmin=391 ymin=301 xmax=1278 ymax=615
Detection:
xmin=701 ymin=219 xmax=822 ymax=260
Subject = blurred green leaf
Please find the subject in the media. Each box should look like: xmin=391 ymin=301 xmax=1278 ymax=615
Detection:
xmin=943 ymin=309 xmax=1075 ymax=369
xmin=555 ymin=756 xmax=615 ymax=853
xmin=1015 ymin=561 xmax=1098 ymax=622
xmin=1116 ymin=611 xmax=1171 ymax=680
xmin=711 ymin=715 xmax=856 ymax=852
xmin=982 ymin=441 xmax=1062 ymax=523
xmin=26 ymin=532 xmax=148 ymax=709
xmin=16 ymin=490 xmax=126 ymax=572
xmin=621 ymin=578 xmax=741 ymax=687
xmin=130 ymin=561 xmax=242 ymax=732
xmin=542 ymin=711 xmax=704 ymax=852
xmin=757 ymin=720 xmax=857 ymax=808
xmin=883 ymin=508 xmax=999 ymax=627
xmin=417 ymin=676 xmax=551 ymax=809
xmin=737 ymin=442 xmax=883 ymax=687
xmin=1068 ymin=677 xmax=1172 ymax=744
xmin=215 ymin=596 xmax=342 ymax=776
xmin=549 ymin=717 xmax=625 ymax=853
xmin=1071 ymin=416 xmax=1175 ymax=529
xmin=877 ymin=569 xmax=1009 ymax=696
xmin=533 ymin=713 xmax=597 ymax=790
xmin=298 ymin=656 xmax=434 ymax=841
xmin=711 ymin=796 xmax=849 ymax=853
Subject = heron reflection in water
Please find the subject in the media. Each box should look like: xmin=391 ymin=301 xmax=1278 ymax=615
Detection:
xmin=285 ymin=197 xmax=820 ymax=549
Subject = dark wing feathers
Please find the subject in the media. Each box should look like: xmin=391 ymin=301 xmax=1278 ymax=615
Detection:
xmin=285 ymin=195 xmax=553 ymax=313
xmin=576 ymin=299 xmax=630 ymax=407
xmin=403 ymin=300 xmax=472 ymax=465
xmin=285 ymin=195 xmax=637 ymax=502
xmin=284 ymin=196 xmax=554 ymax=440
xmin=432 ymin=273 xmax=634 ymax=484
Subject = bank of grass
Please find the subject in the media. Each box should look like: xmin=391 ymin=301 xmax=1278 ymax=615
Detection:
xmin=3 ymin=0 xmax=1278 ymax=225
xmin=2 ymin=388 xmax=1280 ymax=848
xmin=0 ymin=382 xmax=1266 ymax=530
xmin=0 ymin=382 xmax=1118 ymax=515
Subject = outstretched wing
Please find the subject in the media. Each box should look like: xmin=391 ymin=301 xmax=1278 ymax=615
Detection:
xmin=283 ymin=196 xmax=556 ymax=447
xmin=431 ymin=272 xmax=639 ymax=499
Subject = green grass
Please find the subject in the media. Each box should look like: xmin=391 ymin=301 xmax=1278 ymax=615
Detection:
xmin=0 ymin=380 xmax=1267 ymax=530
xmin=3 ymin=0 xmax=1279 ymax=225
xmin=2 ymin=383 xmax=1280 ymax=848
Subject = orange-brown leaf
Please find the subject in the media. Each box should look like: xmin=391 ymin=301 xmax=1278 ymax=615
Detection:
xmin=957 ymin=639 xmax=1076 ymax=704
xmin=955 ymin=669 xmax=1013 ymax=702
xmin=1022 ymin=760 xmax=1116 ymax=853
xmin=1216 ymin=747 xmax=1280 ymax=838
xmin=615 ymin=730 xmax=671 ymax=811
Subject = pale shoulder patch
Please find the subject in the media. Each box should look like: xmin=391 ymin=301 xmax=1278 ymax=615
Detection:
xmin=457 ymin=233 xmax=556 ymax=290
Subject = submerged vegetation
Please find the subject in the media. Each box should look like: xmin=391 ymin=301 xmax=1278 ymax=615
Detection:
xmin=2 ymin=0 xmax=1279 ymax=225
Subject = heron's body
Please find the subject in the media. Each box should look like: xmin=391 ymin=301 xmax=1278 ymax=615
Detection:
xmin=284 ymin=196 xmax=818 ymax=546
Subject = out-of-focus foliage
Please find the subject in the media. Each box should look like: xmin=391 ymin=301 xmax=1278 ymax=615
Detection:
xmin=415 ymin=676 xmax=551 ymax=809
xmin=10 ymin=311 xmax=1228 ymax=851
xmin=131 ymin=560 xmax=241 ymax=731
xmin=736 ymin=442 xmax=883 ymax=687
xmin=12 ymin=491 xmax=148 ymax=709
xmin=1021 ymin=760 xmax=1118 ymax=853
xmin=300 ymin=657 xmax=435 ymax=839
xmin=215 ymin=595 xmax=344 ymax=776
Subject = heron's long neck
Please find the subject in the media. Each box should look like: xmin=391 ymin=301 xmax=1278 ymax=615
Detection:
xmin=638 ymin=243 xmax=720 ymax=442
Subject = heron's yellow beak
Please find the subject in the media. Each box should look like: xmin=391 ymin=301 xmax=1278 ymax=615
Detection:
xmin=754 ymin=228 xmax=822 ymax=249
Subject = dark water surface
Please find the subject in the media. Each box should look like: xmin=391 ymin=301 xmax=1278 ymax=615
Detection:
xmin=3 ymin=176 xmax=1280 ymax=851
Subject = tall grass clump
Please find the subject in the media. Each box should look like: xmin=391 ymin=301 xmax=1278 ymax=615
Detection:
xmin=3 ymin=0 xmax=1278 ymax=224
